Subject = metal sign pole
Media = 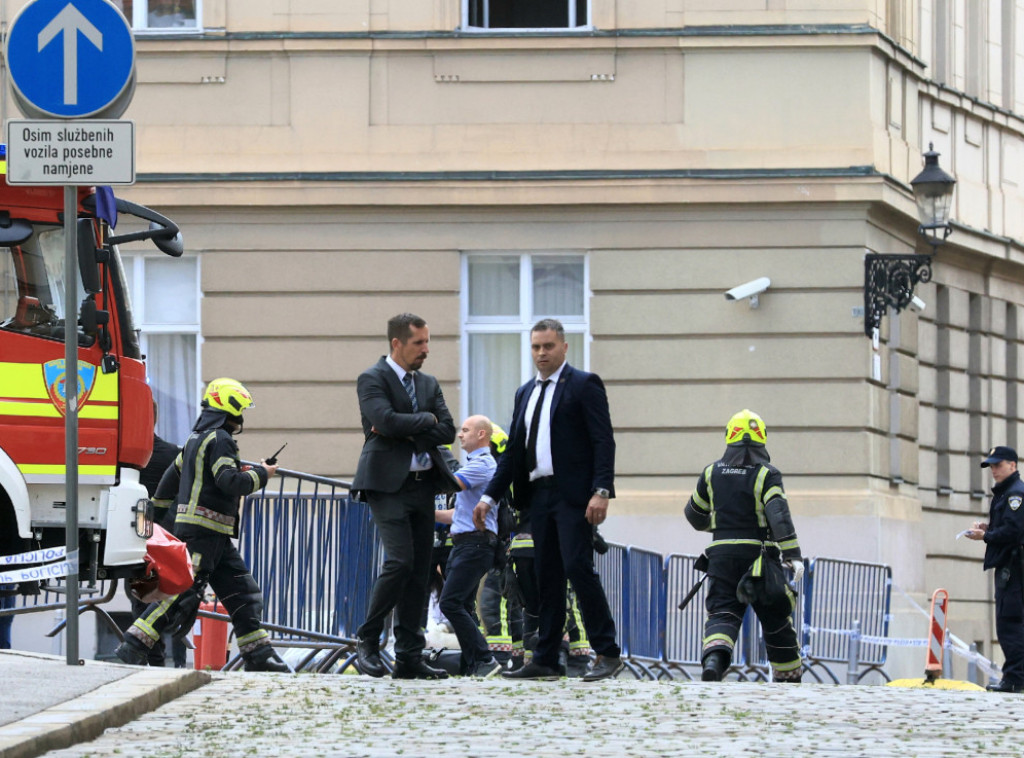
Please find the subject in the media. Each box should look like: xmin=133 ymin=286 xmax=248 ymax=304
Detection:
xmin=63 ymin=183 xmax=79 ymax=665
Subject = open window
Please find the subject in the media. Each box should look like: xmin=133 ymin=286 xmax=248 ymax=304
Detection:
xmin=463 ymin=0 xmax=590 ymax=30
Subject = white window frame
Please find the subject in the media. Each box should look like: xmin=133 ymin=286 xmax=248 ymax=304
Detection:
xmin=129 ymin=0 xmax=203 ymax=33
xmin=122 ymin=253 xmax=203 ymax=436
xmin=460 ymin=0 xmax=592 ymax=32
xmin=460 ymin=251 xmax=590 ymax=426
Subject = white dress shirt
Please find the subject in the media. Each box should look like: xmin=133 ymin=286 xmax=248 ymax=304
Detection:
xmin=525 ymin=361 xmax=566 ymax=481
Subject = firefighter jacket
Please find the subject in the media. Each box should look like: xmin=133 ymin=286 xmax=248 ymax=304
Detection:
xmin=684 ymin=443 xmax=801 ymax=561
xmin=983 ymin=470 xmax=1024 ymax=571
xmin=156 ymin=408 xmax=269 ymax=538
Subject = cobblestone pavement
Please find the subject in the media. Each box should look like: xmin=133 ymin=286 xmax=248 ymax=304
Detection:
xmin=41 ymin=674 xmax=1020 ymax=758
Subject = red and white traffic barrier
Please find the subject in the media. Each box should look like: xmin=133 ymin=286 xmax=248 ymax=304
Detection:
xmin=925 ymin=588 xmax=949 ymax=681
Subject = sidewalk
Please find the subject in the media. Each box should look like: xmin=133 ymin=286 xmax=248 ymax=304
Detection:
xmin=0 ymin=650 xmax=209 ymax=758
xmin=10 ymin=661 xmax=1022 ymax=758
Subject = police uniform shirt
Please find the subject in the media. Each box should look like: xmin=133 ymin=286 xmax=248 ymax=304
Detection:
xmin=451 ymin=448 xmax=497 ymax=535
xmin=983 ymin=470 xmax=1024 ymax=571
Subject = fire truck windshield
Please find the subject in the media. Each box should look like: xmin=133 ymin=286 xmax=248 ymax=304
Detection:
xmin=0 ymin=225 xmax=89 ymax=341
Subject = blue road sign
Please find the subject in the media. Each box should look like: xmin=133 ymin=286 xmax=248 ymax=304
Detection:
xmin=5 ymin=0 xmax=135 ymax=119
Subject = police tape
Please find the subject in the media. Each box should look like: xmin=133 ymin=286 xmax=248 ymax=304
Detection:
xmin=0 ymin=549 xmax=78 ymax=585
xmin=805 ymin=624 xmax=1002 ymax=678
xmin=0 ymin=545 xmax=67 ymax=566
xmin=805 ymin=626 xmax=930 ymax=647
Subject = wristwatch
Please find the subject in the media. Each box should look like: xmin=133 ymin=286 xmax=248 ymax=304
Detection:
xmin=592 ymin=488 xmax=611 ymax=499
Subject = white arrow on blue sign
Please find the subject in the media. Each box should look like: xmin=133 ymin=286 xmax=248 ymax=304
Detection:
xmin=5 ymin=0 xmax=136 ymax=119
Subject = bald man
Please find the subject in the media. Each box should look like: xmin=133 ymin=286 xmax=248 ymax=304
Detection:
xmin=435 ymin=415 xmax=502 ymax=676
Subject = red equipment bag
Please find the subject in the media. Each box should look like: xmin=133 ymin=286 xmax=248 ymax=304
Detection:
xmin=131 ymin=524 xmax=194 ymax=603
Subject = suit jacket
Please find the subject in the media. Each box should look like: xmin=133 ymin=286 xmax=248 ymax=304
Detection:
xmin=351 ymin=357 xmax=458 ymax=496
xmin=484 ymin=363 xmax=615 ymax=509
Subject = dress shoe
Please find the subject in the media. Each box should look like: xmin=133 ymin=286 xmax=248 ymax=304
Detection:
xmin=114 ymin=637 xmax=149 ymax=666
xmin=987 ymin=679 xmax=1024 ymax=693
xmin=392 ymin=658 xmax=450 ymax=680
xmin=356 ymin=638 xmax=387 ymax=678
xmin=244 ymin=646 xmax=291 ymax=673
xmin=582 ymin=655 xmax=625 ymax=682
xmin=501 ymin=660 xmax=561 ymax=680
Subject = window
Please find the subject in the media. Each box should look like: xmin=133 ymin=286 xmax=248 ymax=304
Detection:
xmin=965 ymin=0 xmax=986 ymax=97
xmin=463 ymin=0 xmax=589 ymax=30
xmin=462 ymin=253 xmax=588 ymax=431
xmin=121 ymin=255 xmax=201 ymax=446
xmin=0 ymin=228 xmax=85 ymax=341
xmin=1002 ymin=0 xmax=1016 ymax=110
xmin=115 ymin=0 xmax=201 ymax=31
xmin=932 ymin=0 xmax=951 ymax=86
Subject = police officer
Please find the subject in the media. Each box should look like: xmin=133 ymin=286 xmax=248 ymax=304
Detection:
xmin=964 ymin=446 xmax=1024 ymax=692
xmin=116 ymin=378 xmax=289 ymax=672
xmin=684 ymin=409 xmax=804 ymax=683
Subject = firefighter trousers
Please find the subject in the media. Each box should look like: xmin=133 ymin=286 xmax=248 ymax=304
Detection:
xmin=126 ymin=532 xmax=270 ymax=656
xmin=702 ymin=549 xmax=801 ymax=679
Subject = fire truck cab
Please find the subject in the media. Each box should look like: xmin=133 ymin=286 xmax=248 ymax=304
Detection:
xmin=0 ymin=146 xmax=182 ymax=580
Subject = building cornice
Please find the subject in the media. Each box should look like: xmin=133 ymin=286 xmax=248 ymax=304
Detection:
xmin=136 ymin=166 xmax=880 ymax=184
xmin=138 ymin=23 xmax=882 ymax=43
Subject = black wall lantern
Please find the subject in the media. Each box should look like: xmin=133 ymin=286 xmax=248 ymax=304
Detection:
xmin=864 ymin=144 xmax=957 ymax=337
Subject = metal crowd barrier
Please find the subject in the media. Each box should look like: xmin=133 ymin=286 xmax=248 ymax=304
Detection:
xmin=597 ymin=545 xmax=890 ymax=682
xmin=171 ymin=469 xmax=896 ymax=680
xmin=239 ymin=468 xmax=379 ymax=641
xmin=663 ymin=554 xmax=707 ymax=679
xmin=623 ymin=547 xmax=664 ymax=677
xmin=800 ymin=557 xmax=892 ymax=683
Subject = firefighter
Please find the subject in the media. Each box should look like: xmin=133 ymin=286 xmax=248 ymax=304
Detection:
xmin=685 ymin=409 xmax=804 ymax=683
xmin=115 ymin=378 xmax=289 ymax=672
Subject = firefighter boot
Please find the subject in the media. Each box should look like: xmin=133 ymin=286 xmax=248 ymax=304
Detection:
xmin=701 ymin=650 xmax=730 ymax=682
xmin=244 ymin=646 xmax=291 ymax=673
xmin=114 ymin=635 xmax=150 ymax=666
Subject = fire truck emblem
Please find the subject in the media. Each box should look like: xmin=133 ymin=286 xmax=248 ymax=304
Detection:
xmin=42 ymin=360 xmax=98 ymax=416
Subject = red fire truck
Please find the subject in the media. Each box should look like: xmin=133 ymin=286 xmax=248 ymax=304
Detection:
xmin=0 ymin=146 xmax=182 ymax=580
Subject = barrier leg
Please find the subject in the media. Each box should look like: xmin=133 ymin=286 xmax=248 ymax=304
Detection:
xmin=967 ymin=643 xmax=978 ymax=685
xmin=846 ymin=620 xmax=861 ymax=685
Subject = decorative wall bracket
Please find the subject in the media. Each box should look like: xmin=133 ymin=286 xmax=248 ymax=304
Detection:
xmin=863 ymin=253 xmax=932 ymax=336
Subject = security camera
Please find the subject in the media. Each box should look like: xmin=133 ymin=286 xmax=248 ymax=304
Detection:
xmin=724 ymin=277 xmax=771 ymax=309
xmin=909 ymin=295 xmax=926 ymax=313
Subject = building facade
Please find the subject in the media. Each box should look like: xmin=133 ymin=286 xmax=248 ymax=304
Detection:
xmin=3 ymin=0 xmax=1024 ymax=675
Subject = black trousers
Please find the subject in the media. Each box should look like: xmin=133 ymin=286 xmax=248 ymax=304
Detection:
xmin=995 ymin=564 xmax=1024 ymax=684
xmin=703 ymin=547 xmax=800 ymax=676
xmin=530 ymin=485 xmax=619 ymax=668
xmin=127 ymin=531 xmax=269 ymax=656
xmin=357 ymin=475 xmax=436 ymax=662
xmin=439 ymin=535 xmax=497 ymax=672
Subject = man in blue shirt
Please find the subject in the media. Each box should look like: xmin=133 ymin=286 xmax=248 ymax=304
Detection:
xmin=436 ymin=415 xmax=502 ymax=677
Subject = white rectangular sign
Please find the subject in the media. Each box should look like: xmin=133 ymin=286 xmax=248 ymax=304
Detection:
xmin=4 ymin=119 xmax=135 ymax=185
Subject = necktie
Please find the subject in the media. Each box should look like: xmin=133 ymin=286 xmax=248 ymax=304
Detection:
xmin=403 ymin=373 xmax=431 ymax=468
xmin=526 ymin=379 xmax=551 ymax=474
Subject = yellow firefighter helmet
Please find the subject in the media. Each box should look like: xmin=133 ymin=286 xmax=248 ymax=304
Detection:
xmin=202 ymin=378 xmax=254 ymax=417
xmin=725 ymin=409 xmax=767 ymax=445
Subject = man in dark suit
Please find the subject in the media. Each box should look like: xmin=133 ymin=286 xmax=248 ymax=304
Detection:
xmin=473 ymin=317 xmax=624 ymax=681
xmin=353 ymin=313 xmax=458 ymax=679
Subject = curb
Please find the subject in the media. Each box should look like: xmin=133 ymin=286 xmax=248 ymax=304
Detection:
xmin=0 ymin=667 xmax=211 ymax=758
